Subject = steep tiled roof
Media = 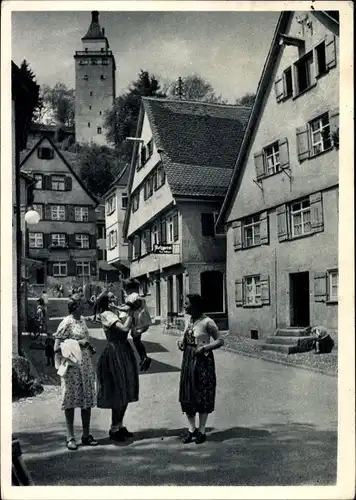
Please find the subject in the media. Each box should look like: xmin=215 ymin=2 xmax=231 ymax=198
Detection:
xmin=142 ymin=98 xmax=251 ymax=197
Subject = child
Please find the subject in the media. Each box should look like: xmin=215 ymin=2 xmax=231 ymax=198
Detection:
xmin=112 ymin=279 xmax=152 ymax=372
xmin=44 ymin=335 xmax=55 ymax=366
xmin=36 ymin=298 xmax=45 ymax=334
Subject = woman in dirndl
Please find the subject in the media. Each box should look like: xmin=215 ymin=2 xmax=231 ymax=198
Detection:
xmin=177 ymin=294 xmax=224 ymax=444
xmin=96 ymin=291 xmax=140 ymax=442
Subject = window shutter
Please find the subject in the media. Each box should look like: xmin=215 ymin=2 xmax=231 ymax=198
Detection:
xmin=310 ymin=192 xmax=324 ymax=233
xmin=296 ymin=124 xmax=310 ymax=162
xmin=278 ymin=138 xmax=290 ymax=169
xmin=329 ymin=108 xmax=339 ymax=147
xmin=325 ymin=34 xmax=336 ymax=70
xmin=260 ymin=275 xmax=270 ymax=305
xmin=44 ymin=204 xmax=51 ymax=220
xmin=259 ymin=211 xmax=269 ymax=245
xmin=43 ymin=233 xmax=50 ymax=248
xmin=88 ymin=207 xmax=96 ymax=222
xmin=235 ymin=279 xmax=244 ymax=306
xmin=160 ymin=218 xmax=166 ymax=243
xmin=90 ymin=261 xmax=97 ymax=276
xmin=134 ymin=236 xmax=140 ymax=258
xmin=274 ymin=75 xmax=284 ymax=102
xmin=173 ymin=212 xmax=179 ymax=241
xmin=67 ymin=259 xmax=76 ymax=276
xmin=65 ymin=176 xmax=72 ymax=191
xmin=232 ymin=221 xmax=242 ymax=250
xmin=146 ymin=229 xmax=152 ymax=253
xmin=314 ymin=271 xmax=327 ymax=302
xmin=90 ymin=234 xmax=97 ymax=249
xmin=141 ymin=146 xmax=147 ymax=165
xmin=128 ymin=240 xmax=133 ymax=261
xmin=153 ymin=170 xmax=158 ymax=190
xmin=47 ymin=262 xmax=53 ymax=276
xmin=68 ymin=234 xmax=76 ymax=249
xmin=201 ymin=213 xmax=214 ymax=237
xmin=276 ymin=204 xmax=288 ymax=242
xmin=67 ymin=205 xmax=74 ymax=221
xmin=44 ymin=175 xmax=51 ymax=190
xmin=254 ymin=151 xmax=265 ymax=180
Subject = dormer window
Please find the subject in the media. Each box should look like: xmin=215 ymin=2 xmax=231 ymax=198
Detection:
xmin=37 ymin=147 xmax=54 ymax=160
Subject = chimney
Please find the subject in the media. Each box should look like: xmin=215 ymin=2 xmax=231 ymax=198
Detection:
xmin=91 ymin=11 xmax=99 ymax=23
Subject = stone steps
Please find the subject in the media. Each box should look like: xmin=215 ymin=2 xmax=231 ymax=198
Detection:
xmin=274 ymin=327 xmax=309 ymax=337
xmin=264 ymin=335 xmax=312 ymax=346
xmin=261 ymin=327 xmax=313 ymax=354
xmin=261 ymin=343 xmax=293 ymax=354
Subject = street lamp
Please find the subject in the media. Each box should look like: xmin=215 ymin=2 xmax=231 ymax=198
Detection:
xmin=24 ymin=207 xmax=40 ymax=225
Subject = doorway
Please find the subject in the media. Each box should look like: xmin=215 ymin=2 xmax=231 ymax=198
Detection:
xmin=200 ymin=270 xmax=224 ymax=313
xmin=36 ymin=267 xmax=45 ymax=285
xmin=290 ymin=272 xmax=310 ymax=327
xmin=155 ymin=279 xmax=161 ymax=317
xmin=167 ymin=276 xmax=174 ymax=314
xmin=176 ymin=273 xmax=183 ymax=313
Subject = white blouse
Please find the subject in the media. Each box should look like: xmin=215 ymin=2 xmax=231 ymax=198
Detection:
xmin=186 ymin=315 xmax=221 ymax=347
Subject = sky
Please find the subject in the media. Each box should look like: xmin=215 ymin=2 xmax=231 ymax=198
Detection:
xmin=12 ymin=10 xmax=280 ymax=103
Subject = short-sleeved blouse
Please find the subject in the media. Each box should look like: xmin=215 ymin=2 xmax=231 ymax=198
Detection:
xmin=53 ymin=315 xmax=90 ymax=341
xmin=184 ymin=315 xmax=220 ymax=348
xmin=99 ymin=310 xmax=128 ymax=342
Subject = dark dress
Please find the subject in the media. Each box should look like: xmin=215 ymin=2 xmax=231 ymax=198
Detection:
xmin=179 ymin=317 xmax=217 ymax=415
xmin=96 ymin=311 xmax=139 ymax=409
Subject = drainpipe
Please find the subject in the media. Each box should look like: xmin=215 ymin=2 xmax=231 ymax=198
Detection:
xmin=274 ymin=246 xmax=278 ymax=330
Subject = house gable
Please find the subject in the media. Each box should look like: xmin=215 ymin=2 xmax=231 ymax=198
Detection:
xmin=218 ymin=11 xmax=339 ymax=225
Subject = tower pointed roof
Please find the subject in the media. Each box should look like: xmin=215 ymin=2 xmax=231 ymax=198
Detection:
xmin=82 ymin=11 xmax=105 ymax=39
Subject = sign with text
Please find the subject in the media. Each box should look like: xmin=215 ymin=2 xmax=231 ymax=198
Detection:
xmin=153 ymin=243 xmax=173 ymax=254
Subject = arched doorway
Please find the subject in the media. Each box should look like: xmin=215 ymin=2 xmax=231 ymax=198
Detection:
xmin=200 ymin=270 xmax=224 ymax=313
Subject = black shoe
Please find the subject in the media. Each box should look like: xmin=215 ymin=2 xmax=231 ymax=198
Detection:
xmin=195 ymin=431 xmax=206 ymax=444
xmin=121 ymin=427 xmax=134 ymax=438
xmin=109 ymin=428 xmax=127 ymax=442
xmin=140 ymin=357 xmax=152 ymax=372
xmin=181 ymin=428 xmax=198 ymax=444
xmin=81 ymin=434 xmax=99 ymax=446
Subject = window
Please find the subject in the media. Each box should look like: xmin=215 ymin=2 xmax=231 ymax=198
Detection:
xmin=284 ymin=67 xmax=293 ymax=98
xmin=152 ymin=224 xmax=159 ymax=247
xmin=106 ymin=195 xmax=116 ymax=214
xmin=91 ymin=59 xmax=97 ymax=65
xmin=97 ymin=127 xmax=102 ymax=134
xmin=99 ymin=111 xmax=102 ymax=115
xmin=53 ymin=262 xmax=67 ymax=277
xmin=100 ymin=75 xmax=106 ymax=80
xmin=51 ymin=233 xmax=66 ymax=248
xmin=264 ymin=142 xmax=281 ymax=175
xmin=51 ymin=175 xmax=65 ymax=191
xmin=90 ymin=91 xmax=93 ymax=96
xmin=89 ymin=105 xmax=92 ymax=110
xmin=291 ymin=199 xmax=311 ymax=237
xmin=167 ymin=216 xmax=174 ymax=243
xmin=140 ymin=146 xmax=147 ymax=167
xmin=75 ymin=234 xmax=89 ymax=249
xmin=79 ymin=60 xmax=88 ymax=65
xmin=76 ymin=261 xmax=90 ymax=276
xmin=144 ymin=176 xmax=154 ymax=200
xmin=132 ymin=191 xmax=140 ymax=212
xmin=328 ymin=270 xmax=338 ymax=302
xmin=51 ymin=205 xmax=65 ymax=221
xmin=147 ymin=139 xmax=154 ymax=157
xmin=83 ymin=75 xmax=89 ymax=80
xmin=245 ymin=276 xmax=261 ymax=306
xmin=75 ymin=206 xmax=89 ymax=222
xmin=37 ymin=147 xmax=54 ymax=160
xmin=88 ymin=122 xmax=91 ymax=128
xmin=34 ymin=174 xmax=43 ymax=189
xmin=315 ymin=41 xmax=327 ymax=76
xmin=102 ymin=59 xmax=109 ymax=65
xmin=201 ymin=213 xmax=215 ymax=237
xmin=108 ymin=230 xmax=117 ymax=249
xmin=156 ymin=164 xmax=166 ymax=188
xmin=33 ymin=204 xmax=43 ymax=220
xmin=243 ymin=215 xmax=261 ymax=247
xmin=310 ymin=113 xmax=331 ymax=156
xmin=294 ymin=51 xmax=314 ymax=95
xmin=122 ymin=192 xmax=128 ymax=209
xmin=29 ymin=233 xmax=43 ymax=248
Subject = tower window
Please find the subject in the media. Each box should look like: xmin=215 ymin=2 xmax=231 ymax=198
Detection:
xmin=89 ymin=105 xmax=92 ymax=110
xmin=99 ymin=111 xmax=102 ymax=115
xmin=97 ymin=127 xmax=102 ymax=134
xmin=88 ymin=122 xmax=91 ymax=128
xmin=83 ymin=75 xmax=88 ymax=80
xmin=89 ymin=91 xmax=93 ymax=96
xmin=100 ymin=75 xmax=106 ymax=80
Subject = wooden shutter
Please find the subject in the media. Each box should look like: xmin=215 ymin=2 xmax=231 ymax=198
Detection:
xmin=235 ymin=279 xmax=244 ymax=306
xmin=67 ymin=205 xmax=74 ymax=221
xmin=260 ymin=275 xmax=270 ymax=305
xmin=44 ymin=204 xmax=51 ymax=221
xmin=141 ymin=146 xmax=147 ymax=165
xmin=90 ymin=234 xmax=97 ymax=249
xmin=43 ymin=175 xmax=51 ymax=190
xmin=88 ymin=207 xmax=96 ymax=222
xmin=67 ymin=259 xmax=76 ymax=276
xmin=314 ymin=271 xmax=327 ymax=302
xmin=325 ymin=34 xmax=336 ymax=70
xmin=90 ymin=261 xmax=97 ymax=276
xmin=232 ymin=221 xmax=242 ymax=250
xmin=274 ymin=75 xmax=284 ymax=102
xmin=47 ymin=261 xmax=53 ymax=276
xmin=296 ymin=125 xmax=310 ymax=162
xmin=160 ymin=218 xmax=166 ymax=243
xmin=128 ymin=239 xmax=133 ymax=261
xmin=201 ymin=213 xmax=214 ymax=236
xmin=65 ymin=176 xmax=72 ymax=191
xmin=254 ymin=151 xmax=265 ymax=180
xmin=173 ymin=212 xmax=179 ymax=241
xmin=329 ymin=108 xmax=339 ymax=148
xmin=153 ymin=170 xmax=158 ymax=190
xmin=68 ymin=234 xmax=76 ymax=249
xmin=146 ymin=229 xmax=152 ymax=253
xmin=310 ymin=192 xmax=324 ymax=233
xmin=278 ymin=138 xmax=289 ymax=169
xmin=43 ymin=233 xmax=50 ymax=248
xmin=134 ymin=235 xmax=141 ymax=258
xmin=276 ymin=204 xmax=288 ymax=242
xmin=259 ymin=211 xmax=269 ymax=245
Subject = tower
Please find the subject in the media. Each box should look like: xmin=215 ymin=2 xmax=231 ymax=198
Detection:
xmin=74 ymin=11 xmax=116 ymax=145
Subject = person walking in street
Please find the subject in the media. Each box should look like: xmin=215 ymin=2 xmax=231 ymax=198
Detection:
xmin=53 ymin=293 xmax=98 ymax=451
xmin=41 ymin=289 xmax=49 ymax=332
xmin=96 ymin=291 xmax=140 ymax=442
xmin=177 ymin=294 xmax=224 ymax=444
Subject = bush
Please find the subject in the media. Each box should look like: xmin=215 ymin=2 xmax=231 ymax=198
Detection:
xmin=12 ymin=356 xmax=43 ymax=400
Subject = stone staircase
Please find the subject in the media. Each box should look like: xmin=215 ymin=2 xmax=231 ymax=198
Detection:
xmin=261 ymin=327 xmax=312 ymax=354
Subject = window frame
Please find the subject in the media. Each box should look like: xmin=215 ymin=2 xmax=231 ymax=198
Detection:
xmin=106 ymin=195 xmax=116 ymax=215
xmin=122 ymin=192 xmax=128 ymax=209
xmin=76 ymin=261 xmax=90 ymax=277
xmin=51 ymin=205 xmax=66 ymax=221
xmin=293 ymin=50 xmax=315 ymax=96
xmin=37 ymin=147 xmax=54 ymax=160
xmin=327 ymin=269 xmax=338 ymax=303
xmin=244 ymin=275 xmax=262 ymax=307
xmin=242 ymin=214 xmax=261 ymax=248
xmin=108 ymin=230 xmax=117 ymax=250
xmin=51 ymin=233 xmax=67 ymax=248
xmin=264 ymin=142 xmax=281 ymax=176
xmin=97 ymin=126 xmax=102 ymax=134
xmin=51 ymin=175 xmax=66 ymax=191
xmin=290 ymin=198 xmax=312 ymax=238
xmin=33 ymin=174 xmax=43 ymax=189
xmin=151 ymin=224 xmax=159 ymax=247
xmin=166 ymin=215 xmax=174 ymax=243
xmin=75 ymin=233 xmax=90 ymax=249
xmin=132 ymin=191 xmax=140 ymax=213
xmin=74 ymin=206 xmax=89 ymax=222
xmin=309 ymin=113 xmax=332 ymax=157
xmin=29 ymin=232 xmax=43 ymax=249
xmin=52 ymin=261 xmax=67 ymax=277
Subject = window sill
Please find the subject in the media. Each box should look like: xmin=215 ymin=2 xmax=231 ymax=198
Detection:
xmin=308 ymin=146 xmax=334 ymax=160
xmin=242 ymin=304 xmax=263 ymax=308
xmin=292 ymin=82 xmax=317 ymax=100
xmin=234 ymin=243 xmax=267 ymax=251
xmin=287 ymin=231 xmax=315 ymax=242
xmin=106 ymin=209 xmax=116 ymax=216
xmin=260 ymin=167 xmax=290 ymax=180
xmin=326 ymin=299 xmax=338 ymax=305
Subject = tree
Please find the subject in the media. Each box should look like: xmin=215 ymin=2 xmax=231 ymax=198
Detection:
xmin=42 ymin=82 xmax=75 ymax=127
xmin=19 ymin=60 xmax=43 ymax=123
xmin=235 ymin=92 xmax=256 ymax=106
xmin=77 ymin=143 xmax=125 ymax=197
xmin=167 ymin=74 xmax=228 ymax=104
xmin=104 ymin=70 xmax=165 ymax=155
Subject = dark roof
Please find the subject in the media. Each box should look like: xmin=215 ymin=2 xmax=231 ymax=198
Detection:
xmin=104 ymin=164 xmax=130 ymax=197
xmin=216 ymin=10 xmax=339 ymax=226
xmin=142 ymin=98 xmax=251 ymax=197
xmin=82 ymin=11 xmax=105 ymax=39
xmin=30 ymin=123 xmax=75 ymax=134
